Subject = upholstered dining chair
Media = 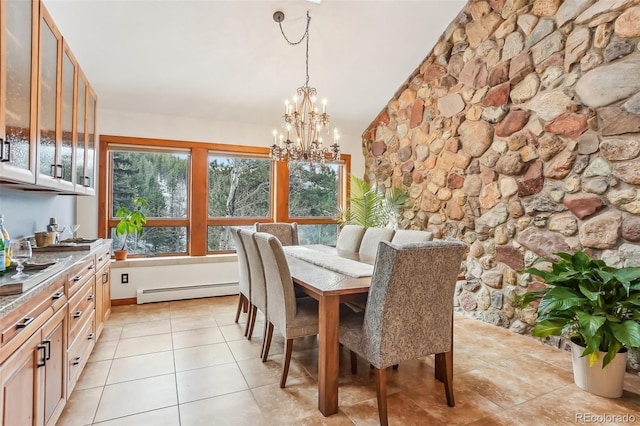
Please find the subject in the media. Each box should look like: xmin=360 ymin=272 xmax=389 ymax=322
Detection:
xmin=339 ymin=239 xmax=467 ymax=426
xmin=255 ymin=222 xmax=299 ymax=246
xmin=253 ymin=232 xmax=320 ymax=388
xmin=335 ymin=224 xmax=366 ymax=252
xmin=358 ymin=227 xmax=395 ymax=258
xmin=229 ymin=227 xmax=251 ymax=331
xmin=239 ymin=230 xmax=268 ymax=346
xmin=390 ymin=229 xmax=433 ymax=245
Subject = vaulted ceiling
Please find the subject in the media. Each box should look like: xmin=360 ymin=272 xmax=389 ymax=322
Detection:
xmin=44 ymin=0 xmax=467 ymax=145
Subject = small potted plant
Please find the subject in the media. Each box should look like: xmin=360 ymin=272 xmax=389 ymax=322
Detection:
xmin=113 ymin=197 xmax=148 ymax=260
xmin=517 ymin=250 xmax=640 ymax=398
xmin=339 ymin=175 xmax=409 ymax=228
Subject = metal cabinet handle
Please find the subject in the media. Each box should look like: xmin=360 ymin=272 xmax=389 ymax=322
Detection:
xmin=88 ymin=264 xmax=95 ymax=270
xmin=72 ymin=356 xmax=81 ymax=365
xmin=37 ymin=344 xmax=47 ymax=367
xmin=43 ymin=339 xmax=52 ymax=360
xmin=83 ymin=176 xmax=91 ymax=187
xmin=102 ymin=271 xmax=109 ymax=284
xmin=73 ymin=275 xmax=82 ymax=282
xmin=52 ymin=292 xmax=64 ymax=300
xmin=50 ymin=164 xmax=63 ymax=178
xmin=87 ymin=294 xmax=94 ymax=301
xmin=1 ymin=139 xmax=10 ymax=162
xmin=87 ymin=333 xmax=95 ymax=340
xmin=73 ymin=310 xmax=83 ymax=319
xmin=16 ymin=317 xmax=34 ymax=328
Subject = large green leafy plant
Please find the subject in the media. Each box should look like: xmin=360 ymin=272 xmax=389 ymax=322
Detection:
xmin=517 ymin=250 xmax=640 ymax=367
xmin=339 ymin=175 xmax=409 ymax=228
xmin=115 ymin=197 xmax=148 ymax=251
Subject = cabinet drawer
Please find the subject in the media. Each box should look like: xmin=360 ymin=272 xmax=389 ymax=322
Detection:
xmin=95 ymin=248 xmax=110 ymax=272
xmin=67 ymin=256 xmax=96 ymax=296
xmin=67 ymin=310 xmax=95 ymax=395
xmin=0 ymin=282 xmax=66 ymax=354
xmin=67 ymin=278 xmax=95 ymax=346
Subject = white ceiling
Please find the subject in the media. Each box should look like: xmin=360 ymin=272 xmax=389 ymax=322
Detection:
xmin=43 ymin=0 xmax=467 ymax=142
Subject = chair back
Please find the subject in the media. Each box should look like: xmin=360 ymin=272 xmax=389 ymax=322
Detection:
xmin=358 ymin=227 xmax=395 ymax=258
xmin=230 ymin=227 xmax=250 ymax=299
xmin=362 ymin=240 xmax=466 ymax=368
xmin=391 ymin=229 xmax=433 ymax=245
xmin=254 ymin=232 xmax=297 ymax=332
xmin=336 ymin=224 xmax=366 ymax=252
xmin=255 ymin=222 xmax=299 ymax=246
xmin=239 ymin=230 xmax=267 ymax=313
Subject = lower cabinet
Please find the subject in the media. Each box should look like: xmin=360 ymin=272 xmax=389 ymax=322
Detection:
xmin=95 ymin=261 xmax=111 ymax=338
xmin=0 ymin=305 xmax=67 ymax=426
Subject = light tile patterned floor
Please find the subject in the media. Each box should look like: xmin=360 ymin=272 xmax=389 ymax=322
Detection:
xmin=57 ymin=296 xmax=640 ymax=425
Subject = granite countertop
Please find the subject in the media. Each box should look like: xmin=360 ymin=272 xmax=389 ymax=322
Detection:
xmin=0 ymin=240 xmax=112 ymax=318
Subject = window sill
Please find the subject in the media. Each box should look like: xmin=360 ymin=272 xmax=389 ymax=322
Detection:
xmin=110 ymin=254 xmax=236 ymax=269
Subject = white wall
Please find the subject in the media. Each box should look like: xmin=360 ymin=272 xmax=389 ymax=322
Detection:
xmin=80 ymin=107 xmax=365 ymax=300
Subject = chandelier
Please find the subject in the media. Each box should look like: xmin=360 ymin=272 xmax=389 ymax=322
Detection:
xmin=270 ymin=11 xmax=340 ymax=166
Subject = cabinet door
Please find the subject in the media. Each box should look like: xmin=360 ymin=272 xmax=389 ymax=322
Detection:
xmin=95 ymin=263 xmax=111 ymax=337
xmin=75 ymin=72 xmax=86 ymax=191
xmin=59 ymin=44 xmax=76 ymax=186
xmin=0 ymin=0 xmax=38 ymax=183
xmin=37 ymin=5 xmax=64 ymax=188
xmin=0 ymin=329 xmax=43 ymax=426
xmin=41 ymin=307 xmax=66 ymax=426
xmin=83 ymin=87 xmax=97 ymax=194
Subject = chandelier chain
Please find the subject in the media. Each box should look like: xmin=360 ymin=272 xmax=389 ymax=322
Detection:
xmin=278 ymin=11 xmax=311 ymax=87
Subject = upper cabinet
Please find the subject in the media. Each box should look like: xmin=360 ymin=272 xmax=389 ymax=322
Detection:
xmin=0 ymin=0 xmax=97 ymax=195
xmin=0 ymin=0 xmax=39 ymax=184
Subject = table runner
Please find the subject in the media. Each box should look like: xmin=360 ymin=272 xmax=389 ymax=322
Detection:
xmin=283 ymin=246 xmax=374 ymax=278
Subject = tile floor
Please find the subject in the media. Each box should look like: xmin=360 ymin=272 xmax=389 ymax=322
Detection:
xmin=57 ymin=296 xmax=640 ymax=425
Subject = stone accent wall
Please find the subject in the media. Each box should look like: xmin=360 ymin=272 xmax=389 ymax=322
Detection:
xmin=362 ymin=0 xmax=640 ymax=333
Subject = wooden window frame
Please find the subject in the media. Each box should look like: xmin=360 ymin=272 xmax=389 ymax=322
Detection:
xmin=98 ymin=134 xmax=350 ymax=257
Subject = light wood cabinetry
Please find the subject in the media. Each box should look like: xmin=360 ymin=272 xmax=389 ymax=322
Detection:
xmin=0 ymin=0 xmax=97 ymax=194
xmin=0 ymin=283 xmax=67 ymax=426
xmin=0 ymin=244 xmax=111 ymax=425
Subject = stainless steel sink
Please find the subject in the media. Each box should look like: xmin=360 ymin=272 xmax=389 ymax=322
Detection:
xmin=33 ymin=238 xmax=103 ymax=252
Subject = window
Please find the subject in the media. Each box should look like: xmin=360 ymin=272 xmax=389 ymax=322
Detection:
xmin=99 ymin=135 xmax=350 ymax=257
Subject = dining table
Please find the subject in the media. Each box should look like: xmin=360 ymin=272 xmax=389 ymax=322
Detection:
xmin=282 ymin=244 xmax=375 ymax=416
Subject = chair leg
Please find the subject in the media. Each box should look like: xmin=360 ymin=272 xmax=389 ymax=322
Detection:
xmin=234 ymin=294 xmax=245 ymax=323
xmin=262 ymin=322 xmax=274 ymax=362
xmin=374 ymin=367 xmax=388 ymax=426
xmin=441 ymin=350 xmax=455 ymax=407
xmin=350 ymin=350 xmax=358 ymax=375
xmin=244 ymin=303 xmax=254 ymax=337
xmin=280 ymin=338 xmax=294 ymax=388
xmin=246 ymin=305 xmax=258 ymax=340
xmin=434 ymin=352 xmax=444 ymax=382
xmin=260 ymin=321 xmax=269 ymax=359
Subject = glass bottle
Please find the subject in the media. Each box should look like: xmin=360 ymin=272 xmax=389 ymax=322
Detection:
xmin=0 ymin=215 xmax=9 ymax=270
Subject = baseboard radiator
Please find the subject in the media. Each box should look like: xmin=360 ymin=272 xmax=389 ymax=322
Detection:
xmin=136 ymin=282 xmax=239 ymax=304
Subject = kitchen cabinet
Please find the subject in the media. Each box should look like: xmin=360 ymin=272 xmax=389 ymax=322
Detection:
xmin=0 ymin=0 xmax=97 ymax=194
xmin=0 ymin=294 xmax=67 ymax=426
xmin=0 ymin=0 xmax=39 ymax=184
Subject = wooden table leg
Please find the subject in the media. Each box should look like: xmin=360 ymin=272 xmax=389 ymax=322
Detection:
xmin=318 ymin=294 xmax=340 ymax=416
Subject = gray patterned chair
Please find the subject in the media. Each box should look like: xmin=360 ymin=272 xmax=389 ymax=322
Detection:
xmin=390 ymin=229 xmax=433 ymax=245
xmin=335 ymin=224 xmax=366 ymax=252
xmin=339 ymin=239 xmax=467 ymax=426
xmin=239 ymin=230 xmax=268 ymax=346
xmin=230 ymin=227 xmax=251 ymax=331
xmin=254 ymin=232 xmax=319 ymax=388
xmin=255 ymin=222 xmax=299 ymax=246
xmin=358 ymin=227 xmax=395 ymax=258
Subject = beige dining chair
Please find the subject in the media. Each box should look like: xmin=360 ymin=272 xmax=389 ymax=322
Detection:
xmin=335 ymin=224 xmax=366 ymax=252
xmin=358 ymin=227 xmax=394 ymax=258
xmin=229 ymin=227 xmax=251 ymax=330
xmin=255 ymin=222 xmax=299 ymax=246
xmin=239 ymin=230 xmax=268 ymax=346
xmin=254 ymin=232 xmax=319 ymax=388
xmin=390 ymin=229 xmax=433 ymax=245
xmin=340 ymin=239 xmax=467 ymax=426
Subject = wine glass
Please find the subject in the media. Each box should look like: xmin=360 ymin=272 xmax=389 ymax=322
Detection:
xmin=10 ymin=240 xmax=32 ymax=279
xmin=70 ymin=224 xmax=80 ymax=240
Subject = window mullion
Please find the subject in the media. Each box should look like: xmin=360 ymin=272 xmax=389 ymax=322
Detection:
xmin=191 ymin=147 xmax=208 ymax=256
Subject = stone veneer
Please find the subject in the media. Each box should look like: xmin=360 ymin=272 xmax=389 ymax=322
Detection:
xmin=361 ymin=0 xmax=640 ymax=348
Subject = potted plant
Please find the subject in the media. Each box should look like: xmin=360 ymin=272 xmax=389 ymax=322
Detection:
xmin=517 ymin=250 xmax=640 ymax=398
xmin=339 ymin=175 xmax=409 ymax=228
xmin=113 ymin=197 xmax=148 ymax=260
